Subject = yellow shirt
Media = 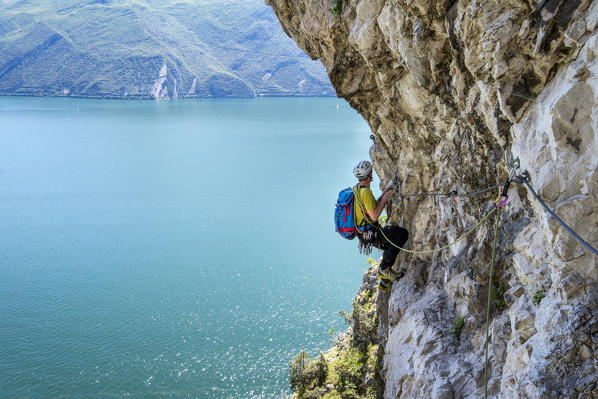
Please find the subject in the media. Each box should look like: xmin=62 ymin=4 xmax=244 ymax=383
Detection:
xmin=354 ymin=186 xmax=376 ymax=227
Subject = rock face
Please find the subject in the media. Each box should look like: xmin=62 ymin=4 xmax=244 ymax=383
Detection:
xmin=267 ymin=0 xmax=598 ymax=397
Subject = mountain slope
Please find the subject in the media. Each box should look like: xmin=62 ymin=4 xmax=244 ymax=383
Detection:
xmin=0 ymin=0 xmax=334 ymax=98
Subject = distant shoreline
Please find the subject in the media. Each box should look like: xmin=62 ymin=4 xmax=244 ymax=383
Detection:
xmin=0 ymin=92 xmax=337 ymax=101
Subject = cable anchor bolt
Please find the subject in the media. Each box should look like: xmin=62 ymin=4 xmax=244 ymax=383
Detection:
xmin=508 ymin=158 xmax=520 ymax=181
xmin=501 ymin=159 xmax=520 ymax=198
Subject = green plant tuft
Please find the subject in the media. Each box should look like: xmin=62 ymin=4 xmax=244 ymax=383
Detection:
xmin=331 ymin=0 xmax=344 ymax=15
xmin=377 ymin=214 xmax=389 ymax=227
xmin=452 ymin=316 xmax=465 ymax=341
xmin=492 ymin=282 xmax=507 ymax=311
xmin=533 ymin=290 xmax=545 ymax=306
xmin=328 ymin=326 xmax=336 ymax=345
xmin=339 ymin=310 xmax=352 ymax=325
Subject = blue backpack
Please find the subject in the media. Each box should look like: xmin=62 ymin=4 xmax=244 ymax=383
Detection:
xmin=335 ymin=187 xmax=357 ymax=239
xmin=334 ymin=186 xmax=371 ymax=239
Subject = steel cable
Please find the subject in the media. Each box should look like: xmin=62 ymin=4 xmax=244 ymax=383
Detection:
xmin=370 ymin=133 xmax=596 ymax=257
xmin=521 ymin=179 xmax=598 ymax=257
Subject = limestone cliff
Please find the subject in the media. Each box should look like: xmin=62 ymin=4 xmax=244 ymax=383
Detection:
xmin=267 ymin=0 xmax=598 ymax=398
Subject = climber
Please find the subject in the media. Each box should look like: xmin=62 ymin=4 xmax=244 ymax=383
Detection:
xmin=352 ymin=160 xmax=409 ymax=289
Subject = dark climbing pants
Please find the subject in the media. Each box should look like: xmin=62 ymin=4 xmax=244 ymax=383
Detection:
xmin=371 ymin=225 xmax=409 ymax=270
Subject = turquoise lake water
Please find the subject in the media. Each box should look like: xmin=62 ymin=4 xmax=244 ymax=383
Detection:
xmin=0 ymin=97 xmax=376 ymax=398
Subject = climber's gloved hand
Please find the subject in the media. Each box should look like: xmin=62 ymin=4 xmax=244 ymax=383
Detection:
xmin=382 ymin=189 xmax=395 ymax=202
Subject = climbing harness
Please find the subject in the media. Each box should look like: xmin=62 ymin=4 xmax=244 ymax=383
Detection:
xmin=352 ymin=184 xmax=376 ymax=255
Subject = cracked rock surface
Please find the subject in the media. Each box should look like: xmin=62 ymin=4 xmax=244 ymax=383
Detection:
xmin=267 ymin=0 xmax=598 ymax=397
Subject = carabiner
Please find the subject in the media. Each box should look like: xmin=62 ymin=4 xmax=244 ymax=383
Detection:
xmin=493 ymin=195 xmax=509 ymax=209
xmin=508 ymin=158 xmax=520 ymax=181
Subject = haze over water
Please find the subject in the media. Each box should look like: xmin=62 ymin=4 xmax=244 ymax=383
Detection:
xmin=0 ymin=97 xmax=374 ymax=398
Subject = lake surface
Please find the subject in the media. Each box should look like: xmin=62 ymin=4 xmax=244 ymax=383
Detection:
xmin=0 ymin=97 xmax=375 ymax=398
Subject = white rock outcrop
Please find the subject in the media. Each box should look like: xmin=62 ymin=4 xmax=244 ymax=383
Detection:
xmin=267 ymin=0 xmax=598 ymax=397
xmin=152 ymin=62 xmax=169 ymax=99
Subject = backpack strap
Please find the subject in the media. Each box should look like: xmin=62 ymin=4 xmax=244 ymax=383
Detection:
xmin=352 ymin=184 xmax=375 ymax=230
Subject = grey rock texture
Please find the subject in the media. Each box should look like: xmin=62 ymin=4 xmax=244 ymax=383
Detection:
xmin=267 ymin=0 xmax=598 ymax=397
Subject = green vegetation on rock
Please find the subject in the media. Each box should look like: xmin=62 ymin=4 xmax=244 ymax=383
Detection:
xmin=0 ymin=0 xmax=334 ymax=98
xmin=331 ymin=0 xmax=344 ymax=15
xmin=452 ymin=316 xmax=465 ymax=342
xmin=532 ymin=290 xmax=545 ymax=307
xmin=290 ymin=351 xmax=328 ymax=396
xmin=289 ymin=266 xmax=384 ymax=399
xmin=492 ymin=282 xmax=507 ymax=311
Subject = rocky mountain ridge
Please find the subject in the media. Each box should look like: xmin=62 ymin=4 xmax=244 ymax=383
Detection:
xmin=267 ymin=0 xmax=598 ymax=398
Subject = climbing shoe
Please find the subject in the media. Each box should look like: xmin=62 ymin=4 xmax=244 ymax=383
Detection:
xmin=377 ymin=266 xmax=405 ymax=282
xmin=378 ymin=277 xmax=392 ymax=291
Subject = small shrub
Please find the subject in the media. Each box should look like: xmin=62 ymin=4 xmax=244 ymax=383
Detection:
xmin=302 ymin=387 xmax=326 ymax=399
xmin=331 ymin=0 xmax=344 ymax=15
xmin=352 ymin=302 xmax=376 ymax=351
xmin=452 ymin=316 xmax=465 ymax=341
xmin=289 ymin=351 xmax=328 ymax=396
xmin=492 ymin=282 xmax=507 ymax=311
xmin=377 ymin=214 xmax=389 ymax=227
xmin=360 ymin=289 xmax=372 ymax=299
xmin=289 ymin=350 xmax=312 ymax=394
xmin=312 ymin=353 xmax=328 ymax=387
xmin=533 ymin=290 xmax=545 ymax=306
xmin=339 ymin=309 xmax=352 ymax=325
xmin=330 ymin=348 xmax=364 ymax=396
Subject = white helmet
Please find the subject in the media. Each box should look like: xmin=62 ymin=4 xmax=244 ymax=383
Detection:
xmin=353 ymin=160 xmax=373 ymax=180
